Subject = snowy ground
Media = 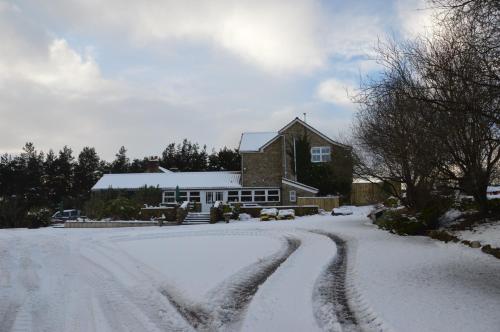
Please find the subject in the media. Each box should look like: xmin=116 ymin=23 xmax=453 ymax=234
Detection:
xmin=451 ymin=220 xmax=500 ymax=248
xmin=0 ymin=208 xmax=499 ymax=332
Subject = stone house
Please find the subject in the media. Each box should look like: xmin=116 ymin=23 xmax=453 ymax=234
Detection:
xmin=239 ymin=117 xmax=351 ymax=205
xmin=91 ymin=117 xmax=351 ymax=212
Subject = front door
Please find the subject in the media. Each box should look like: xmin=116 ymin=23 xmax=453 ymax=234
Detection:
xmin=202 ymin=191 xmax=225 ymax=212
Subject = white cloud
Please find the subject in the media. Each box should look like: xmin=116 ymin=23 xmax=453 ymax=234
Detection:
xmin=316 ymin=78 xmax=356 ymax=106
xmin=42 ymin=0 xmax=330 ymax=73
xmin=0 ymin=1 xmax=415 ymax=159
xmin=396 ymin=0 xmax=435 ymax=38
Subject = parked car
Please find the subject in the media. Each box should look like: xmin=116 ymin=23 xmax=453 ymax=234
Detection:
xmin=51 ymin=209 xmax=83 ymax=222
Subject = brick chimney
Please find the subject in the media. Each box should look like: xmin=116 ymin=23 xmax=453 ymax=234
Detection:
xmin=145 ymin=156 xmax=160 ymax=173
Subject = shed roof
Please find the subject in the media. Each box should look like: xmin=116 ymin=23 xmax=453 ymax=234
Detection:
xmin=238 ymin=132 xmax=278 ymax=152
xmin=92 ymin=171 xmax=241 ymax=190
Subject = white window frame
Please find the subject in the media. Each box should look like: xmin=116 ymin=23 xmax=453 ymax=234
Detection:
xmin=228 ymin=190 xmax=239 ymax=202
xmin=289 ymin=190 xmax=297 ymax=202
xmin=223 ymin=189 xmax=281 ymax=203
xmin=240 ymin=190 xmax=253 ymax=202
xmin=189 ymin=191 xmax=201 ymax=202
xmin=163 ymin=191 xmax=176 ymax=203
xmin=267 ymin=189 xmax=280 ymax=202
xmin=311 ymin=146 xmax=331 ymax=163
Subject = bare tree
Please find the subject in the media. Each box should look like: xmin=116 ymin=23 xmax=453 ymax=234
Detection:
xmin=354 ymin=58 xmax=444 ymax=209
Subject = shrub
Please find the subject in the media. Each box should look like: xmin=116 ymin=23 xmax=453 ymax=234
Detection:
xmin=418 ymin=197 xmax=453 ymax=230
xmin=25 ymin=207 xmax=51 ymax=228
xmin=428 ymin=230 xmax=460 ymax=243
xmin=453 ymin=196 xmax=478 ymax=212
xmin=384 ymin=196 xmax=399 ymax=208
xmin=83 ymin=195 xmax=107 ymax=220
xmin=105 ymin=197 xmax=141 ymax=220
xmin=376 ymin=209 xmax=427 ymax=235
xmin=133 ymin=186 xmax=162 ymax=206
xmin=486 ymin=198 xmax=500 ymax=216
xmin=0 ymin=196 xmax=26 ymax=228
xmin=481 ymin=245 xmax=500 ymax=259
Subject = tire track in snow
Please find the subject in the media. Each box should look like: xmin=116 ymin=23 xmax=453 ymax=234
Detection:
xmin=161 ymin=236 xmax=301 ymax=331
xmin=309 ymin=230 xmax=359 ymax=332
xmin=0 ymin=304 xmax=18 ymax=332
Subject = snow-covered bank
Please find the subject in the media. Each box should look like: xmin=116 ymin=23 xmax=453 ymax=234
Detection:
xmin=0 ymin=209 xmax=499 ymax=331
xmin=451 ymin=220 xmax=500 ymax=248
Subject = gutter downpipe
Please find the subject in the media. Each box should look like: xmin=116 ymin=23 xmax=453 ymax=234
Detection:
xmin=283 ymin=134 xmax=287 ymax=178
xmin=293 ymin=137 xmax=297 ymax=181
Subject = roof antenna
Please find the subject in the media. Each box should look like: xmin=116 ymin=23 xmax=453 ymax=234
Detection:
xmin=303 ymin=112 xmax=307 ymax=123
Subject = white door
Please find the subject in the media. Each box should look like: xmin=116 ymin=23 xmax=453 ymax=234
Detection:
xmin=201 ymin=191 xmax=225 ymax=212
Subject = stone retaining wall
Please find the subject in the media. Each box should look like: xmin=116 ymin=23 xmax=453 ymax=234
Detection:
xmin=65 ymin=221 xmax=158 ymax=228
xmin=239 ymin=205 xmax=318 ymax=218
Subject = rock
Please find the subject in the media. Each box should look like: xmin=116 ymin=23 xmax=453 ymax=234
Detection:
xmin=470 ymin=241 xmax=481 ymax=248
xmin=481 ymin=244 xmax=492 ymax=253
xmin=368 ymin=206 xmax=386 ymax=222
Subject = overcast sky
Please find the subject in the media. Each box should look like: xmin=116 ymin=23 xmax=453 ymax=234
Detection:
xmin=0 ymin=0 xmax=433 ymax=160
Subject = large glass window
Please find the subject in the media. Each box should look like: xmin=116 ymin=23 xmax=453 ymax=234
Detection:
xmin=267 ymin=190 xmax=280 ymax=202
xmin=163 ymin=191 xmax=176 ymax=203
xmin=206 ymin=192 xmax=214 ymax=204
xmin=189 ymin=191 xmax=201 ymax=202
xmin=179 ymin=191 xmax=188 ymax=202
xmin=228 ymin=191 xmax=239 ymax=202
xmin=311 ymin=146 xmax=331 ymax=163
xmin=241 ymin=190 xmax=253 ymax=202
xmin=224 ymin=189 xmax=282 ymax=203
xmin=254 ymin=190 xmax=266 ymax=202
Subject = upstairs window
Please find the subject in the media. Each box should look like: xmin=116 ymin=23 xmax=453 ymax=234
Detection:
xmin=311 ymin=146 xmax=331 ymax=163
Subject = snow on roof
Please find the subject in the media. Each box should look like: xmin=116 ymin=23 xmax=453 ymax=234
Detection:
xmin=487 ymin=186 xmax=500 ymax=193
xmin=353 ymin=177 xmax=383 ymax=184
xmin=158 ymin=166 xmax=172 ymax=173
xmin=92 ymin=171 xmax=241 ymax=190
xmin=239 ymin=132 xmax=278 ymax=152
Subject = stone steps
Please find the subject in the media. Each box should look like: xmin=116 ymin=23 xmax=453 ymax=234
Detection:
xmin=184 ymin=212 xmax=210 ymax=223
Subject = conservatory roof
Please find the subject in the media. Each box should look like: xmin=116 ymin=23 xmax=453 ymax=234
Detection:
xmin=91 ymin=171 xmax=242 ymax=190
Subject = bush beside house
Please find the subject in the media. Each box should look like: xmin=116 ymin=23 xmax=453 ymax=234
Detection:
xmin=84 ymin=186 xmax=162 ymax=220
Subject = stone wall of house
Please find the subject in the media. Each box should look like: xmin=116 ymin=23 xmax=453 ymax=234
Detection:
xmin=241 ymin=137 xmax=283 ymax=187
xmin=281 ymin=121 xmax=347 ymax=182
xmin=281 ymin=181 xmax=316 ymax=205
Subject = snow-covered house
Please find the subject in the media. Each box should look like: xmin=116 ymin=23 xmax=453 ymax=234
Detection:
xmin=91 ymin=117 xmax=351 ymax=212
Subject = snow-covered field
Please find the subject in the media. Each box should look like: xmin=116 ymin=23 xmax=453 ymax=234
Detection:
xmin=1 ymin=208 xmax=499 ymax=332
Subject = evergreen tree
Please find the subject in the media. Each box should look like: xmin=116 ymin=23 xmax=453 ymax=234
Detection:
xmin=74 ymin=147 xmax=101 ymax=207
xmin=208 ymin=147 xmax=241 ymax=171
xmin=53 ymin=146 xmax=75 ymax=208
xmin=160 ymin=140 xmax=208 ymax=171
xmin=111 ymin=146 xmax=130 ymax=173
xmin=160 ymin=143 xmax=176 ymax=169
xmin=42 ymin=150 xmax=58 ymax=206
xmin=20 ymin=143 xmax=45 ymax=206
xmin=129 ymin=158 xmax=146 ymax=173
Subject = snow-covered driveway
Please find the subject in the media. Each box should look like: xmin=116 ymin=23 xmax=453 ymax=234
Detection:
xmin=0 ymin=209 xmax=499 ymax=332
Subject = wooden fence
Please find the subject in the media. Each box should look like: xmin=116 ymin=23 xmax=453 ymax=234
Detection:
xmin=351 ymin=181 xmax=401 ymax=205
xmin=297 ymin=197 xmax=339 ymax=211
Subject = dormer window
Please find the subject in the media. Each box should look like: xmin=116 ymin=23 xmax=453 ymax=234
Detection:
xmin=311 ymin=146 xmax=331 ymax=162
